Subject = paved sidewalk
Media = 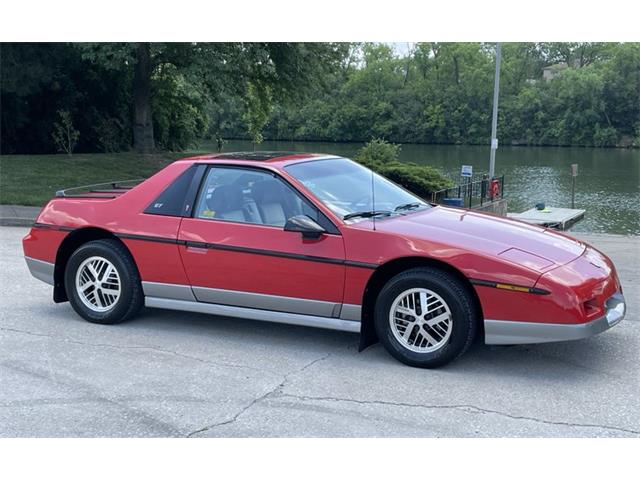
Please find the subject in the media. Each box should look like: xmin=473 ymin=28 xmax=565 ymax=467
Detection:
xmin=1 ymin=226 xmax=638 ymax=437
xmin=0 ymin=205 xmax=42 ymax=226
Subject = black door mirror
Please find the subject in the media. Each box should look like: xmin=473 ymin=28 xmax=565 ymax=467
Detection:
xmin=284 ymin=215 xmax=326 ymax=239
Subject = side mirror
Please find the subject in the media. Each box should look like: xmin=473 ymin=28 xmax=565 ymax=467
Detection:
xmin=284 ymin=215 xmax=326 ymax=239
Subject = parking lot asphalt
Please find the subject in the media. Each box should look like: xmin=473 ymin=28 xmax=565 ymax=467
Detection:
xmin=1 ymin=226 xmax=638 ymax=437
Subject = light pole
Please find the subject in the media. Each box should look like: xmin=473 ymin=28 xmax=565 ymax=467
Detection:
xmin=489 ymin=42 xmax=502 ymax=179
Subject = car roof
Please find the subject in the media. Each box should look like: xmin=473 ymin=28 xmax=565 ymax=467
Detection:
xmin=176 ymin=151 xmax=338 ymax=166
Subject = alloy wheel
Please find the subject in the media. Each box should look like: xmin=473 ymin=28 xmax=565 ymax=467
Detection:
xmin=75 ymin=256 xmax=121 ymax=312
xmin=389 ymin=287 xmax=453 ymax=353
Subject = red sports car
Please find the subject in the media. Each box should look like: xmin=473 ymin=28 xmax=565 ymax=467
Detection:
xmin=22 ymin=152 xmax=626 ymax=367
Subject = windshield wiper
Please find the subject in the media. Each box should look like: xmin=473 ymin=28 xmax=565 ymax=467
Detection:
xmin=343 ymin=210 xmax=393 ymax=221
xmin=394 ymin=202 xmax=425 ymax=212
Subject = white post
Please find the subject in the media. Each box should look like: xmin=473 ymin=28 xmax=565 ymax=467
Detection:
xmin=489 ymin=42 xmax=502 ymax=179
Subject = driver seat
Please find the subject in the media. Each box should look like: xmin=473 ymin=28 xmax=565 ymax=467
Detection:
xmin=251 ymin=179 xmax=291 ymax=226
xmin=206 ymin=184 xmax=246 ymax=221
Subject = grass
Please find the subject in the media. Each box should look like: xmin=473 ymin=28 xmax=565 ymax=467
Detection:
xmin=0 ymin=152 xmax=192 ymax=206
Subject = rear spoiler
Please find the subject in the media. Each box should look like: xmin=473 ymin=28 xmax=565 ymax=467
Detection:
xmin=55 ymin=179 xmax=146 ymax=199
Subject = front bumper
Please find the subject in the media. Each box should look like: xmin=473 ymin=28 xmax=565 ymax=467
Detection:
xmin=485 ymin=292 xmax=626 ymax=345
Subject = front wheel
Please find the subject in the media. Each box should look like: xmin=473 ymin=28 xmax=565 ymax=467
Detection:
xmin=374 ymin=268 xmax=477 ymax=368
xmin=64 ymin=239 xmax=143 ymax=324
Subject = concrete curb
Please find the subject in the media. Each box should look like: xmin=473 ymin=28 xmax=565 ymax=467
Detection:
xmin=0 ymin=205 xmax=41 ymax=227
xmin=0 ymin=218 xmax=35 ymax=227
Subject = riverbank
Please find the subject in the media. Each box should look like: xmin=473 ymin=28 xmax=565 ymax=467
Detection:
xmin=2 ymin=142 xmax=638 ymax=235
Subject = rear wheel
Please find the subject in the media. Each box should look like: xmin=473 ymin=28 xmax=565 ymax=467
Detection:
xmin=374 ymin=267 xmax=477 ymax=368
xmin=64 ymin=239 xmax=143 ymax=324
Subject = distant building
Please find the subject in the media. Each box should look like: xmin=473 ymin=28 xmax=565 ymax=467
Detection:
xmin=542 ymin=63 xmax=568 ymax=82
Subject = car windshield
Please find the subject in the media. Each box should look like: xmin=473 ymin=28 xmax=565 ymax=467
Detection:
xmin=286 ymin=158 xmax=429 ymax=221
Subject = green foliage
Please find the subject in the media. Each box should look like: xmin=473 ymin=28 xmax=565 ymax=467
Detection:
xmin=1 ymin=43 xmax=131 ymax=154
xmin=355 ymin=139 xmax=453 ymax=197
xmin=76 ymin=43 xmax=137 ymax=69
xmin=2 ymin=42 xmax=639 ymax=153
xmin=593 ymin=125 xmax=619 ymax=147
xmin=1 ymin=42 xmax=347 ymax=154
xmin=242 ymin=83 xmax=273 ymax=147
xmin=256 ymin=42 xmax=639 ymax=148
xmin=152 ymin=66 xmax=209 ymax=151
xmin=94 ymin=118 xmax=126 ymax=152
xmin=354 ymin=138 xmax=401 ymax=165
xmin=51 ymin=110 xmax=79 ymax=155
xmin=379 ymin=163 xmax=454 ymax=198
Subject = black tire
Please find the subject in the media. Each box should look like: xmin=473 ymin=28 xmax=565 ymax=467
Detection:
xmin=64 ymin=239 xmax=143 ymax=325
xmin=374 ymin=267 xmax=477 ymax=368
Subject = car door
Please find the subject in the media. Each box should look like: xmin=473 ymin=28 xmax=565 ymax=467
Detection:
xmin=178 ymin=165 xmax=346 ymax=318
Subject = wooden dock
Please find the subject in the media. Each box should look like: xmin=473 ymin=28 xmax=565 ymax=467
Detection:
xmin=508 ymin=207 xmax=585 ymax=230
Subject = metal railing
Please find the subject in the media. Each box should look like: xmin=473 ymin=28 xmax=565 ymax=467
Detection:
xmin=430 ymin=175 xmax=505 ymax=208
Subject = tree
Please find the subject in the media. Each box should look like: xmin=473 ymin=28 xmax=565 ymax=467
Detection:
xmin=78 ymin=42 xmax=347 ymax=153
xmin=3 ymin=42 xmax=638 ymax=153
xmin=601 ymin=43 xmax=640 ymax=141
xmin=542 ymin=42 xmax=610 ymax=67
xmin=246 ymin=42 xmax=639 ymax=148
xmin=242 ymin=83 xmax=272 ymax=148
xmin=133 ymin=43 xmax=154 ymax=152
xmin=1 ymin=43 xmax=131 ymax=154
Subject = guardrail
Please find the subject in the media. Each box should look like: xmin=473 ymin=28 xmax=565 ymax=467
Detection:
xmin=430 ymin=175 xmax=505 ymax=208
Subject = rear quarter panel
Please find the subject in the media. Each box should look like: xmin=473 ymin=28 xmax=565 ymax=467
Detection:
xmin=23 ymin=225 xmax=67 ymax=263
xmin=26 ymin=161 xmax=193 ymax=285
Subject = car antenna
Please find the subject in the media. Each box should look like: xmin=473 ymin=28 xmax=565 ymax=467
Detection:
xmin=371 ymin=166 xmax=376 ymax=231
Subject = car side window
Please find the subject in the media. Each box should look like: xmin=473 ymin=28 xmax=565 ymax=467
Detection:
xmin=194 ymin=166 xmax=324 ymax=228
xmin=144 ymin=165 xmax=199 ymax=217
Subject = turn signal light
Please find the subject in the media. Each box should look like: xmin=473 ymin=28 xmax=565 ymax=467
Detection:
xmin=495 ymin=283 xmax=531 ymax=293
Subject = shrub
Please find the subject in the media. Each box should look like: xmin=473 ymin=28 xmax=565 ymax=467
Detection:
xmin=354 ymin=138 xmax=401 ymax=165
xmin=95 ymin=117 xmax=126 ymax=152
xmin=593 ymin=125 xmax=619 ymax=147
xmin=52 ymin=110 xmax=79 ymax=155
xmin=354 ymin=139 xmax=452 ymax=198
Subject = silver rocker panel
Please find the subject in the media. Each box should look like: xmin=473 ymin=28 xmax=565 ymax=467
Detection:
xmin=145 ymin=296 xmax=361 ymax=333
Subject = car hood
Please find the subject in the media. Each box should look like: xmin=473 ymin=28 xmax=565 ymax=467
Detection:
xmin=373 ymin=206 xmax=586 ymax=272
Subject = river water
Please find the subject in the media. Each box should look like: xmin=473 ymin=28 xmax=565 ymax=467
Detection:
xmin=205 ymin=140 xmax=640 ymax=235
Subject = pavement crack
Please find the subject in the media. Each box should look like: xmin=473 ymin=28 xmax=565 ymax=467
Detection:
xmin=276 ymin=393 xmax=640 ymax=436
xmin=1 ymin=360 xmax=183 ymax=437
xmin=0 ymin=326 xmax=272 ymax=374
xmin=186 ymin=353 xmax=332 ymax=437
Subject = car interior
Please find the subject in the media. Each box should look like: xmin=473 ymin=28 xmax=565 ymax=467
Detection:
xmin=195 ymin=168 xmax=317 ymax=227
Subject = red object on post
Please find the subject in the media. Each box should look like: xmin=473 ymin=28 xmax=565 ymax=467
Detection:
xmin=490 ymin=178 xmax=500 ymax=199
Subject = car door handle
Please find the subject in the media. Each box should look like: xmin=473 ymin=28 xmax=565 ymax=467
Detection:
xmin=184 ymin=241 xmax=208 ymax=254
xmin=186 ymin=246 xmax=208 ymax=254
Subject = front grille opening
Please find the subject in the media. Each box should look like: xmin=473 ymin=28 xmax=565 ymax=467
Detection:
xmin=583 ymin=298 xmax=601 ymax=317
